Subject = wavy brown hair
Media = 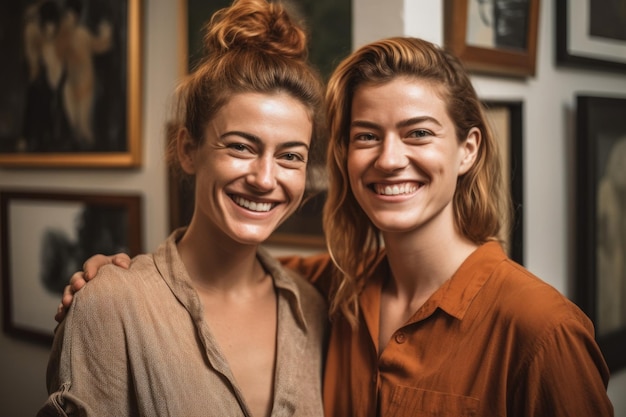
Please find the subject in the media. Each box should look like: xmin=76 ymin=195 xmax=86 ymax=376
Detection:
xmin=166 ymin=0 xmax=325 ymax=191
xmin=323 ymin=37 xmax=510 ymax=327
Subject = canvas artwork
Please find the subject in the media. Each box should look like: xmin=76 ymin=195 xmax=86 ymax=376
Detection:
xmin=0 ymin=0 xmax=141 ymax=167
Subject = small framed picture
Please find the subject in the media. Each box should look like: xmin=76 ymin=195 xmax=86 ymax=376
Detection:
xmin=1 ymin=190 xmax=142 ymax=344
xmin=556 ymin=0 xmax=626 ymax=72
xmin=444 ymin=0 xmax=540 ymax=77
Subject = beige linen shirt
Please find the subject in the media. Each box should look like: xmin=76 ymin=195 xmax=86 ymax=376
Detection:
xmin=38 ymin=229 xmax=328 ymax=417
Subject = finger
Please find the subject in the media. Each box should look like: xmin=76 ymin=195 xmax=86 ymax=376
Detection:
xmin=111 ymin=253 xmax=131 ymax=269
xmin=62 ymin=284 xmax=76 ymax=307
xmin=69 ymin=271 xmax=87 ymax=292
xmin=83 ymin=254 xmax=116 ymax=280
xmin=55 ymin=303 xmax=66 ymax=323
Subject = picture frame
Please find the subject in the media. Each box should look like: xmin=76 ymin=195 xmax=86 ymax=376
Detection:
xmin=556 ymin=0 xmax=626 ymax=72
xmin=0 ymin=0 xmax=142 ymax=168
xmin=444 ymin=0 xmax=540 ymax=77
xmin=482 ymin=100 xmax=524 ymax=265
xmin=1 ymin=190 xmax=142 ymax=344
xmin=168 ymin=0 xmax=351 ymax=248
xmin=575 ymin=94 xmax=626 ymax=373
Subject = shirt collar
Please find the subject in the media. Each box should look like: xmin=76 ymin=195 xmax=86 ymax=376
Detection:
xmin=360 ymin=241 xmax=507 ymax=326
xmin=433 ymin=241 xmax=507 ymax=320
xmin=256 ymin=245 xmax=309 ymax=331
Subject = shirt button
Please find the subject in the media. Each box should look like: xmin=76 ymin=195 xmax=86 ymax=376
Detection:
xmin=395 ymin=331 xmax=406 ymax=344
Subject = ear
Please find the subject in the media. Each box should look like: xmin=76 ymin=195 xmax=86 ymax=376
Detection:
xmin=177 ymin=128 xmax=197 ymax=175
xmin=458 ymin=127 xmax=480 ymax=175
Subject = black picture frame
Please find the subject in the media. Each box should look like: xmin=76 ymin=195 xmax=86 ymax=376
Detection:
xmin=1 ymin=190 xmax=142 ymax=345
xmin=0 ymin=0 xmax=142 ymax=168
xmin=482 ymin=100 xmax=524 ymax=265
xmin=556 ymin=0 xmax=626 ymax=72
xmin=444 ymin=0 xmax=540 ymax=77
xmin=575 ymin=94 xmax=626 ymax=373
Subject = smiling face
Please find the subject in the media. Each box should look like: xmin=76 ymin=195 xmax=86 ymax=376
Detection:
xmin=180 ymin=92 xmax=312 ymax=246
xmin=347 ymin=77 xmax=479 ymax=238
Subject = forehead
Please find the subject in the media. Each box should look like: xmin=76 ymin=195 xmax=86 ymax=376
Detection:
xmin=351 ymin=77 xmax=449 ymax=121
xmin=211 ymin=92 xmax=313 ymax=143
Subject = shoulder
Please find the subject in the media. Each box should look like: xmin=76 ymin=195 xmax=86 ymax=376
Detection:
xmin=485 ymin=259 xmax=595 ymax=347
xmin=72 ymin=253 xmax=158 ymax=311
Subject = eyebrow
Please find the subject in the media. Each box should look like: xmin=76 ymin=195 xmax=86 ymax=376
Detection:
xmin=351 ymin=116 xmax=442 ymax=130
xmin=220 ymin=130 xmax=310 ymax=150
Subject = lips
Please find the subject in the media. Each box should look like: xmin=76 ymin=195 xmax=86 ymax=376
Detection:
xmin=231 ymin=195 xmax=275 ymax=212
xmin=372 ymin=182 xmax=419 ymax=196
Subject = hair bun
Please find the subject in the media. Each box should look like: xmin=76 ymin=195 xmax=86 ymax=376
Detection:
xmin=203 ymin=0 xmax=308 ymax=60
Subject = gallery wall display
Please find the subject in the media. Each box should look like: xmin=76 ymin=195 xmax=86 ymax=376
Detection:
xmin=168 ymin=0 xmax=352 ymax=248
xmin=482 ymin=100 xmax=524 ymax=265
xmin=444 ymin=0 xmax=540 ymax=77
xmin=1 ymin=190 xmax=142 ymax=344
xmin=0 ymin=0 xmax=142 ymax=168
xmin=575 ymin=94 xmax=626 ymax=373
xmin=556 ymin=0 xmax=626 ymax=72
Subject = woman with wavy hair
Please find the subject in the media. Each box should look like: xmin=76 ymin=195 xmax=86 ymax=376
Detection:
xmin=55 ymin=36 xmax=613 ymax=416
xmin=38 ymin=0 xmax=327 ymax=415
xmin=315 ymin=36 xmax=611 ymax=416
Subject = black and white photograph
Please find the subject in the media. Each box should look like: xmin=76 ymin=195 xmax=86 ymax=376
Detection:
xmin=0 ymin=0 xmax=142 ymax=167
xmin=1 ymin=190 xmax=142 ymax=344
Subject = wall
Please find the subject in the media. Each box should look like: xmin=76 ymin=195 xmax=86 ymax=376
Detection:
xmin=0 ymin=0 xmax=625 ymax=415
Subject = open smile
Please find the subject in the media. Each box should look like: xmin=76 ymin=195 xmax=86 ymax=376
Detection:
xmin=230 ymin=195 xmax=277 ymax=212
xmin=371 ymin=182 xmax=420 ymax=196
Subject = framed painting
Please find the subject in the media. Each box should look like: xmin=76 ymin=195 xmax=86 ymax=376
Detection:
xmin=0 ymin=0 xmax=142 ymax=168
xmin=168 ymin=0 xmax=351 ymax=248
xmin=1 ymin=190 xmax=142 ymax=344
xmin=556 ymin=0 xmax=626 ymax=72
xmin=482 ymin=100 xmax=524 ymax=264
xmin=575 ymin=94 xmax=626 ymax=373
xmin=444 ymin=0 xmax=540 ymax=77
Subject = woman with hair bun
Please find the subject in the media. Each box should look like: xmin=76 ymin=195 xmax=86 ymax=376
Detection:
xmin=38 ymin=0 xmax=326 ymax=416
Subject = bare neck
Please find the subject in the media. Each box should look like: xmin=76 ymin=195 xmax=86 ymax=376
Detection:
xmin=176 ymin=222 xmax=267 ymax=294
xmin=381 ymin=220 xmax=478 ymax=306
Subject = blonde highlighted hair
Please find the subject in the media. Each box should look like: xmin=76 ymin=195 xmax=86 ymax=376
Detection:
xmin=322 ymin=37 xmax=510 ymax=327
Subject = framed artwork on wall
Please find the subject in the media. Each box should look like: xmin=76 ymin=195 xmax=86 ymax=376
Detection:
xmin=482 ymin=100 xmax=524 ymax=265
xmin=0 ymin=0 xmax=142 ymax=168
xmin=168 ymin=0 xmax=351 ymax=248
xmin=444 ymin=0 xmax=540 ymax=77
xmin=1 ymin=190 xmax=142 ymax=344
xmin=556 ymin=0 xmax=626 ymax=72
xmin=575 ymin=94 xmax=626 ymax=373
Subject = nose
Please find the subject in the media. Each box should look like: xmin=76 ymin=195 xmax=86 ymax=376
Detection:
xmin=246 ymin=156 xmax=277 ymax=190
xmin=374 ymin=136 xmax=409 ymax=172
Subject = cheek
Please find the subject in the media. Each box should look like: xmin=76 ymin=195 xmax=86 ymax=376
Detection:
xmin=283 ymin=168 xmax=308 ymax=199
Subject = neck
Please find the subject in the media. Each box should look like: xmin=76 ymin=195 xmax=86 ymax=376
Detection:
xmin=177 ymin=221 xmax=266 ymax=293
xmin=381 ymin=216 xmax=478 ymax=302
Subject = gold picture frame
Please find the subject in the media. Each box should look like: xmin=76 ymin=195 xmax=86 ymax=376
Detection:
xmin=0 ymin=0 xmax=142 ymax=168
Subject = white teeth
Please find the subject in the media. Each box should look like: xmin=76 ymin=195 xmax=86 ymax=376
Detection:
xmin=375 ymin=183 xmax=417 ymax=196
xmin=233 ymin=196 xmax=273 ymax=212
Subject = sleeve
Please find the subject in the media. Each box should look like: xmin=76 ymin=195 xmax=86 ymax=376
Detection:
xmin=278 ymin=253 xmax=336 ymax=298
xmin=36 ymin=273 xmax=131 ymax=417
xmin=511 ymin=309 xmax=614 ymax=417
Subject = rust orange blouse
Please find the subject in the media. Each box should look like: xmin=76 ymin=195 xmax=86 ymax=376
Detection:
xmin=282 ymin=241 xmax=613 ymax=417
